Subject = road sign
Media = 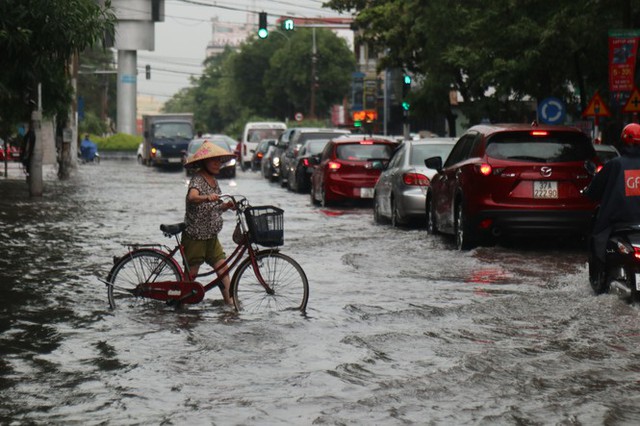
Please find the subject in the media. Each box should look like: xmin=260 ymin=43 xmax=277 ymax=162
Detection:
xmin=582 ymin=91 xmax=612 ymax=117
xmin=622 ymin=87 xmax=640 ymax=113
xmin=538 ymin=97 xmax=565 ymax=124
xmin=294 ymin=112 xmax=304 ymax=122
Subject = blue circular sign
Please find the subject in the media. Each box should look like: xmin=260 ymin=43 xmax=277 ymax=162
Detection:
xmin=538 ymin=97 xmax=566 ymax=125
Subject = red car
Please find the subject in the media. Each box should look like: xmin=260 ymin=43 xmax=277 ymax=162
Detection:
xmin=309 ymin=136 xmax=397 ymax=206
xmin=425 ymin=123 xmax=600 ymax=249
xmin=0 ymin=143 xmax=21 ymax=162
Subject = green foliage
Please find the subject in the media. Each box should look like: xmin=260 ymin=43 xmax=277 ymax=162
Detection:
xmin=77 ymin=46 xmax=117 ymax=129
xmin=163 ymin=30 xmax=355 ymax=135
xmin=0 ymin=0 xmax=115 ymax=141
xmin=79 ymin=111 xmax=108 ymax=136
xmin=93 ymin=133 xmax=142 ymax=151
xmin=325 ymin=0 xmax=639 ymax=126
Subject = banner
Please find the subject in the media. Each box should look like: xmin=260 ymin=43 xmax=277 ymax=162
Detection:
xmin=609 ymin=30 xmax=640 ymax=93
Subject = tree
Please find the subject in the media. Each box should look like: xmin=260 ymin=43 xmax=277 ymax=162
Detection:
xmin=164 ymin=29 xmax=356 ymax=136
xmin=0 ymin=0 xmax=115 ymax=140
xmin=325 ymin=0 xmax=639 ymax=130
xmin=77 ymin=46 xmax=117 ymax=135
xmin=264 ymin=28 xmax=355 ymax=119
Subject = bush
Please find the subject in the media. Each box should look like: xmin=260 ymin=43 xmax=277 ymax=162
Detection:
xmin=92 ymin=133 xmax=142 ymax=151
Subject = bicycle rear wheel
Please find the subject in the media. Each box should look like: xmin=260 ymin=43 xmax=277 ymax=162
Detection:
xmin=232 ymin=251 xmax=309 ymax=313
xmin=107 ymin=249 xmax=182 ymax=309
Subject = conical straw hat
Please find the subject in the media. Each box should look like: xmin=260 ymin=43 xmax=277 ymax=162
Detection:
xmin=184 ymin=140 xmax=235 ymax=166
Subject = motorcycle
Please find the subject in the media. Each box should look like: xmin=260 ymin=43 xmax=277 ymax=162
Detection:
xmin=589 ymin=222 xmax=640 ymax=302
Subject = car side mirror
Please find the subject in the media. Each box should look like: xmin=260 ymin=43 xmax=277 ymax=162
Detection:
xmin=584 ymin=159 xmax=597 ymax=176
xmin=425 ymin=156 xmax=443 ymax=172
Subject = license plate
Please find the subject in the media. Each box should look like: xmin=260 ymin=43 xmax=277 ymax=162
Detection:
xmin=168 ymin=157 xmax=182 ymax=163
xmin=533 ymin=181 xmax=558 ymax=199
xmin=635 ymin=274 xmax=640 ymax=291
xmin=360 ymin=187 xmax=374 ymax=198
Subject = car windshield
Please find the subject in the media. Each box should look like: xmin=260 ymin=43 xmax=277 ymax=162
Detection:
xmin=248 ymin=128 xmax=284 ymax=142
xmin=485 ymin=131 xmax=594 ymax=163
xmin=336 ymin=143 xmax=393 ymax=161
xmin=153 ymin=122 xmax=193 ymax=139
xmin=306 ymin=139 xmax=330 ymax=155
xmin=411 ymin=143 xmax=454 ymax=166
xmin=595 ymin=148 xmax=618 ymax=163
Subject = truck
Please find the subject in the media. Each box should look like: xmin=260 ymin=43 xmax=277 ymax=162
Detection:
xmin=140 ymin=113 xmax=194 ymax=167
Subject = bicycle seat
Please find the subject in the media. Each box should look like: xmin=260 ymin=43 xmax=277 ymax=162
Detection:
xmin=160 ymin=222 xmax=186 ymax=236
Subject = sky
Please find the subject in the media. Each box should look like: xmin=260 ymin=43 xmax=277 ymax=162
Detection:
xmin=134 ymin=0 xmax=352 ymax=103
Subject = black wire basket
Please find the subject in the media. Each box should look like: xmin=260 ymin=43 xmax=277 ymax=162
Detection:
xmin=244 ymin=206 xmax=284 ymax=247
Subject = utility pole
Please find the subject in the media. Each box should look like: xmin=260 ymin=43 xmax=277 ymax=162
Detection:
xmin=29 ymin=84 xmax=43 ymax=197
xmin=309 ymin=27 xmax=317 ymax=119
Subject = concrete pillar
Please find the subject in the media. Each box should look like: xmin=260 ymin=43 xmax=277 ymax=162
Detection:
xmin=117 ymin=50 xmax=138 ymax=135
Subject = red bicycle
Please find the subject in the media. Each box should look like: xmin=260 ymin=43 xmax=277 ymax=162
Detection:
xmin=105 ymin=195 xmax=309 ymax=313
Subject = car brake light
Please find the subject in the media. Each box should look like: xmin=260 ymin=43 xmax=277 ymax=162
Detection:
xmin=151 ymin=147 xmax=157 ymax=157
xmin=478 ymin=163 xmax=492 ymax=176
xmin=531 ymin=131 xmax=548 ymax=136
xmin=328 ymin=161 xmax=341 ymax=170
xmin=257 ymin=152 xmax=263 ymax=159
xmin=359 ymin=141 xmax=374 ymax=145
xmin=479 ymin=219 xmax=493 ymax=229
xmin=596 ymin=164 xmax=603 ymax=173
xmin=303 ymin=158 xmax=309 ymax=167
xmin=633 ymin=246 xmax=640 ymax=260
xmin=403 ymin=173 xmax=429 ymax=186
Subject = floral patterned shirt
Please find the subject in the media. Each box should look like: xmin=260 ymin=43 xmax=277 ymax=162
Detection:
xmin=184 ymin=173 xmax=224 ymax=240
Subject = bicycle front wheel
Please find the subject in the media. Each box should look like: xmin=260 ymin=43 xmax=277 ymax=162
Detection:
xmin=107 ymin=249 xmax=182 ymax=309
xmin=232 ymin=251 xmax=309 ymax=313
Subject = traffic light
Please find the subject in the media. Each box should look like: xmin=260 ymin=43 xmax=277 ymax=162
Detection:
xmin=402 ymin=101 xmax=410 ymax=111
xmin=145 ymin=64 xmax=151 ymax=80
xmin=402 ymin=74 xmax=411 ymax=97
xmin=258 ymin=12 xmax=268 ymax=39
xmin=282 ymin=18 xmax=294 ymax=31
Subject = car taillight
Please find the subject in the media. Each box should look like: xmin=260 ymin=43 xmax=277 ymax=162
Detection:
xmin=257 ymin=152 xmax=263 ymax=159
xmin=634 ymin=246 xmax=640 ymax=260
xmin=478 ymin=163 xmax=492 ymax=176
xmin=403 ymin=173 xmax=429 ymax=186
xmin=151 ymin=147 xmax=157 ymax=157
xmin=531 ymin=131 xmax=549 ymax=136
xmin=328 ymin=161 xmax=341 ymax=171
xmin=303 ymin=158 xmax=309 ymax=167
xmin=596 ymin=165 xmax=603 ymax=173
xmin=359 ymin=141 xmax=374 ymax=145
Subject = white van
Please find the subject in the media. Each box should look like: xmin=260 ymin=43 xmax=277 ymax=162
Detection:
xmin=241 ymin=121 xmax=287 ymax=171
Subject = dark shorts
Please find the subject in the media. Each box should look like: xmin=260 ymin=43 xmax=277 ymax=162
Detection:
xmin=182 ymin=233 xmax=227 ymax=267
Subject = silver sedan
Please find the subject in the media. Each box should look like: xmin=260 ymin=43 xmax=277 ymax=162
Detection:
xmin=373 ymin=138 xmax=456 ymax=227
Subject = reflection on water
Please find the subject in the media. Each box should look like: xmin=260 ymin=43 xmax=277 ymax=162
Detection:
xmin=2 ymin=161 xmax=640 ymax=424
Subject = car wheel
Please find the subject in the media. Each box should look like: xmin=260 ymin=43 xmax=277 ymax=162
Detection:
xmin=391 ymin=198 xmax=402 ymax=228
xmin=373 ymin=195 xmax=386 ymax=224
xmin=455 ymin=202 xmax=476 ymax=250
xmin=426 ymin=195 xmax=438 ymax=234
xmin=310 ymin=185 xmax=319 ymax=206
xmin=321 ymin=188 xmax=330 ymax=207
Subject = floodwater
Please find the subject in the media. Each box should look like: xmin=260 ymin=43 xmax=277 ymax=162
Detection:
xmin=2 ymin=159 xmax=640 ymax=425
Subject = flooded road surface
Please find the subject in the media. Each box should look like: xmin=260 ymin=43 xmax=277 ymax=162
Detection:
xmin=2 ymin=159 xmax=640 ymax=424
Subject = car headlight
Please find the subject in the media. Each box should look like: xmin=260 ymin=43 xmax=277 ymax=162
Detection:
xmin=273 ymin=157 xmax=280 ymax=166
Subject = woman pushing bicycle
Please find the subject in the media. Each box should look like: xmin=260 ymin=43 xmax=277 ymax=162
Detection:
xmin=183 ymin=141 xmax=236 ymax=306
